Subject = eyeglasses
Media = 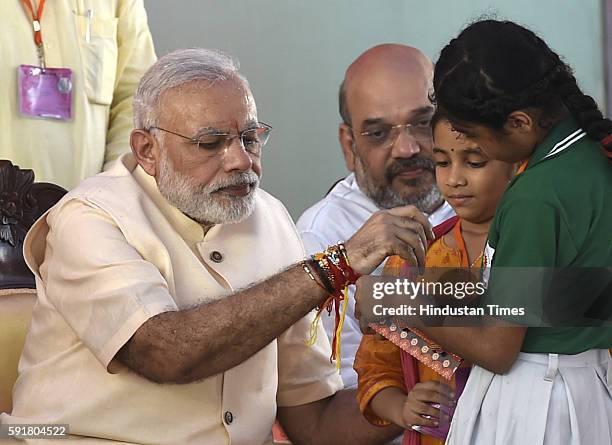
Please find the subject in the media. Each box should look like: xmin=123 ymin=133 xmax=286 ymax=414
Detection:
xmin=355 ymin=121 xmax=432 ymax=150
xmin=147 ymin=122 xmax=273 ymax=157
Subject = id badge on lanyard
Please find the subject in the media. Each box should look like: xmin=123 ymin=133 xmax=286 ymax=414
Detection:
xmin=18 ymin=0 xmax=73 ymax=120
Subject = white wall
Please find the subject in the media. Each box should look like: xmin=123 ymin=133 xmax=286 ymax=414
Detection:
xmin=144 ymin=0 xmax=606 ymax=219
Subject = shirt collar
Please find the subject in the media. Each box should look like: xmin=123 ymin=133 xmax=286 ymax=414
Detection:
xmin=345 ymin=173 xmax=381 ymax=212
xmin=527 ymin=117 xmax=586 ymax=168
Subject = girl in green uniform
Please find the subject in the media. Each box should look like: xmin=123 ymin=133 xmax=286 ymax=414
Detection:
xmin=409 ymin=19 xmax=612 ymax=444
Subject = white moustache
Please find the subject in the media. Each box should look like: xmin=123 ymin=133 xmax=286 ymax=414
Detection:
xmin=208 ymin=172 xmax=260 ymax=193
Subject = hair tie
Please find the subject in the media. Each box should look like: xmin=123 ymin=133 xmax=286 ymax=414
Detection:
xmin=600 ymin=134 xmax=612 ymax=147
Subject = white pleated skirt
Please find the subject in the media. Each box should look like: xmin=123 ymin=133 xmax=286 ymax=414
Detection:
xmin=446 ymin=349 xmax=612 ymax=445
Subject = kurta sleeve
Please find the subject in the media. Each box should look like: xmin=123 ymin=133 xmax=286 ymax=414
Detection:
xmin=42 ymin=199 xmax=178 ymax=369
xmin=354 ymin=334 xmax=405 ymax=426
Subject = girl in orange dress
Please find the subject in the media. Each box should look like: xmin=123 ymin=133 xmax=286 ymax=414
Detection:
xmin=354 ymin=115 xmax=515 ymax=445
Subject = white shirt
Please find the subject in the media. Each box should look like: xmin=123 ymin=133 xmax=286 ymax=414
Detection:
xmin=296 ymin=173 xmax=455 ymax=388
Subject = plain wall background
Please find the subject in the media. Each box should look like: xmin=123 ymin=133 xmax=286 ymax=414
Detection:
xmin=144 ymin=0 xmax=606 ymax=219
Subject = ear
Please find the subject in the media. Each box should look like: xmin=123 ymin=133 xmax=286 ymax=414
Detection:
xmin=503 ymin=110 xmax=534 ymax=133
xmin=130 ymin=129 xmax=159 ymax=177
xmin=339 ymin=123 xmax=356 ymax=172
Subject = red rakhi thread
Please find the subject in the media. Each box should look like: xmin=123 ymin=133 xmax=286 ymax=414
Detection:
xmin=303 ymin=243 xmax=361 ymax=369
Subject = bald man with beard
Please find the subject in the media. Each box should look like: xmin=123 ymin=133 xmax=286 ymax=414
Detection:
xmin=297 ymin=44 xmax=455 ymax=389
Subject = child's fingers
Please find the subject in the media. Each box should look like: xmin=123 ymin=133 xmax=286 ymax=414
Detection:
xmin=417 ymin=379 xmax=454 ymax=393
xmin=414 ymin=390 xmax=453 ymax=408
xmin=411 ymin=400 xmax=441 ymax=419
xmin=411 ymin=381 xmax=454 ymax=407
xmin=403 ymin=411 xmax=439 ymax=429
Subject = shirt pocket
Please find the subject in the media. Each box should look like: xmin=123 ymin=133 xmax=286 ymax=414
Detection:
xmin=75 ymin=14 xmax=118 ymax=105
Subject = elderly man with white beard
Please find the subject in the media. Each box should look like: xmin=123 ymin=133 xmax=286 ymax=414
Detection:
xmin=0 ymin=49 xmax=436 ymax=445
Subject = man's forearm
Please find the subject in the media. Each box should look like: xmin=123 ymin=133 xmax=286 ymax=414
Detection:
xmin=117 ymin=264 xmax=327 ymax=383
xmin=278 ymin=389 xmax=402 ymax=445
xmin=315 ymin=389 xmax=402 ymax=445
xmin=117 ymin=204 xmax=434 ymax=383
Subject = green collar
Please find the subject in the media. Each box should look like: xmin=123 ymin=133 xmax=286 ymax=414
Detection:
xmin=527 ymin=117 xmax=585 ymax=169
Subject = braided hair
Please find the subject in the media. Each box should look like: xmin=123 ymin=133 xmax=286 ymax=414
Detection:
xmin=432 ymin=19 xmax=612 ymax=161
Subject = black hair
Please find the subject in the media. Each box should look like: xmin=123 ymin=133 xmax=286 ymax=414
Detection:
xmin=432 ymin=19 xmax=612 ymax=160
xmin=430 ymin=110 xmax=446 ymax=133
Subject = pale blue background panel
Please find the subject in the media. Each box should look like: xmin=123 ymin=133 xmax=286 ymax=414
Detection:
xmin=145 ymin=0 xmax=605 ymax=219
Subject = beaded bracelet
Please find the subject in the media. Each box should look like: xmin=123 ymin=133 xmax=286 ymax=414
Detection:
xmin=303 ymin=243 xmax=361 ymax=367
xmin=300 ymin=260 xmax=333 ymax=294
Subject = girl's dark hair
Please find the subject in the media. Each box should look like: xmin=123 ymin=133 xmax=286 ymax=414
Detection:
xmin=432 ymin=19 xmax=612 ymax=160
xmin=429 ymin=110 xmax=446 ymax=132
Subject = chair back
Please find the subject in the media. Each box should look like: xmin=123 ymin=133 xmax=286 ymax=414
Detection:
xmin=0 ymin=160 xmax=66 ymax=412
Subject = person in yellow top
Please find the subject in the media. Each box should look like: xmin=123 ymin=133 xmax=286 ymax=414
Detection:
xmin=0 ymin=0 xmax=157 ymax=189
xmin=354 ymin=114 xmax=515 ymax=445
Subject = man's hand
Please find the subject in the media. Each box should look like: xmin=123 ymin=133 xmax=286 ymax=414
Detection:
xmin=344 ymin=206 xmax=434 ymax=276
xmin=115 ymin=207 xmax=433 ymax=384
xmin=278 ymin=389 xmax=402 ymax=445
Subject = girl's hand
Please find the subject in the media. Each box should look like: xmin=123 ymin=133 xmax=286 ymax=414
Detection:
xmin=398 ymin=380 xmax=454 ymax=430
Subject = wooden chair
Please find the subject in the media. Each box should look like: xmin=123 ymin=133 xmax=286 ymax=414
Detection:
xmin=0 ymin=160 xmax=66 ymax=413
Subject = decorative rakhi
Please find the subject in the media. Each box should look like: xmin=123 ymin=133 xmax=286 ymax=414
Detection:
xmin=300 ymin=243 xmax=360 ymax=369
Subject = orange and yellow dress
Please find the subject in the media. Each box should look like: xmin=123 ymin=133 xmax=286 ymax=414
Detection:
xmin=355 ymin=218 xmax=481 ymax=445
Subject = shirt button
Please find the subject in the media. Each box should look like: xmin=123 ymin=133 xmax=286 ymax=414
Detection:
xmin=210 ymin=251 xmax=224 ymax=263
xmin=224 ymin=410 xmax=234 ymax=425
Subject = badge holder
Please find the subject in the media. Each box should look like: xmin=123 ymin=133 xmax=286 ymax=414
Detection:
xmin=18 ymin=64 xmax=73 ymax=120
xmin=17 ymin=0 xmax=73 ymax=121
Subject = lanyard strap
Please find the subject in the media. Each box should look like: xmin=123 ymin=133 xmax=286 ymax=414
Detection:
xmin=21 ymin=0 xmax=47 ymax=68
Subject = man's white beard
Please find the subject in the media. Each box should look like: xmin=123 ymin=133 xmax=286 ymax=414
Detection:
xmin=157 ymin=150 xmax=259 ymax=225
